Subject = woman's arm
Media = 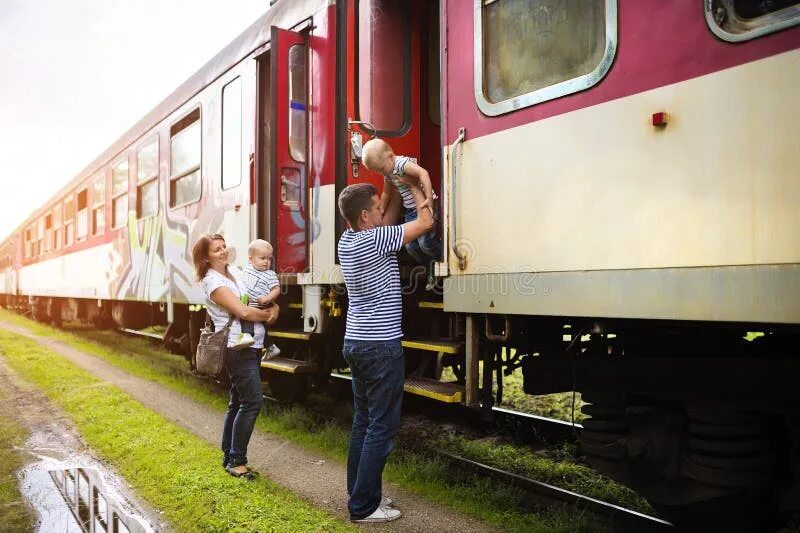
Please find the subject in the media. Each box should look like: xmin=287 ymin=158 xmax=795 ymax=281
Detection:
xmin=210 ymin=286 xmax=279 ymax=325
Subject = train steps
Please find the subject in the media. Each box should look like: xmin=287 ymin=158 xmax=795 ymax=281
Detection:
xmin=260 ymin=356 xmax=317 ymax=374
xmin=403 ymin=376 xmax=464 ymax=403
xmin=330 ymin=371 xmax=465 ymax=403
xmin=261 ymin=327 xmax=316 ymax=374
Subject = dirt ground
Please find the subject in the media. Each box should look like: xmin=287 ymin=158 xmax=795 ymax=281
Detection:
xmin=0 ymin=354 xmax=165 ymax=531
xmin=0 ymin=319 xmax=500 ymax=532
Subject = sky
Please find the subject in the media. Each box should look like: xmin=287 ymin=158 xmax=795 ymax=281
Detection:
xmin=0 ymin=0 xmax=271 ymax=241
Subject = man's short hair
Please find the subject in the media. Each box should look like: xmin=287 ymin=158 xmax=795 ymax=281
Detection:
xmin=338 ymin=183 xmax=377 ymax=229
xmin=361 ymin=138 xmax=390 ymax=172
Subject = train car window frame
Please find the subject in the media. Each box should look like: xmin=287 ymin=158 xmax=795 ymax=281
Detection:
xmin=136 ymin=136 xmax=159 ymax=220
xmin=24 ymin=227 xmax=32 ymax=259
xmin=92 ymin=175 xmax=105 ymax=236
xmin=76 ymin=188 xmax=89 ymax=241
xmin=169 ymin=108 xmax=202 ymax=209
xmin=111 ymin=158 xmax=129 ymax=230
xmin=705 ymin=0 xmax=800 ymax=42
xmin=44 ymin=212 xmax=53 ymax=253
xmin=221 ymin=77 xmax=243 ymax=190
xmin=474 ymin=0 xmax=618 ymax=117
xmin=53 ymin=203 xmax=62 ymax=250
xmin=35 ymin=217 xmax=44 ymax=257
xmin=64 ymin=195 xmax=75 ymax=247
xmin=355 ymin=0 xmax=412 ymax=136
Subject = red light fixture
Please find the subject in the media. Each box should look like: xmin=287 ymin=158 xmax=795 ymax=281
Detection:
xmin=652 ymin=111 xmax=669 ymax=127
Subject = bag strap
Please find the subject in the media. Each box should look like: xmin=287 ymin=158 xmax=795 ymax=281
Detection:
xmin=205 ymin=311 xmax=235 ymax=331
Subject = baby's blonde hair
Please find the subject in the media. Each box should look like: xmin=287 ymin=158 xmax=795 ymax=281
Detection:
xmin=248 ymin=239 xmax=273 ymax=256
xmin=361 ymin=138 xmax=391 ymax=172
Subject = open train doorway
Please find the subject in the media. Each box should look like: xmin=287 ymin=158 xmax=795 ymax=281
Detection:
xmin=255 ymin=49 xmax=272 ymax=250
xmin=345 ymin=0 xmax=442 ymax=224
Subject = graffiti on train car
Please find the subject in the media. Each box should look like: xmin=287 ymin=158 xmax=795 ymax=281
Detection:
xmin=113 ymin=200 xmax=234 ymax=304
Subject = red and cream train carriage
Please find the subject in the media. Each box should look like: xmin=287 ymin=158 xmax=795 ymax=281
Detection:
xmin=1 ymin=0 xmax=799 ymax=525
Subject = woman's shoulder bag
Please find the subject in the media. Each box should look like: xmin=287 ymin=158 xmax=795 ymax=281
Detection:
xmin=195 ymin=313 xmax=234 ymax=376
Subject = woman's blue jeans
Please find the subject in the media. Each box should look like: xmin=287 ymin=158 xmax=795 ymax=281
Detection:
xmin=221 ymin=347 xmax=263 ymax=467
xmin=343 ymin=338 xmax=404 ymax=520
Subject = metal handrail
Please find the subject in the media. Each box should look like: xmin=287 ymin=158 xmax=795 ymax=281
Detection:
xmin=450 ymin=128 xmax=467 ymax=269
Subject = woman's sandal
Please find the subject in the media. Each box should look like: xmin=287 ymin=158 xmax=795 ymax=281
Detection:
xmin=225 ymin=464 xmax=257 ymax=479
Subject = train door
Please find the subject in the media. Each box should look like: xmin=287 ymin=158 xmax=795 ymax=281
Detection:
xmin=345 ymin=0 xmax=441 ymax=222
xmin=270 ymin=27 xmax=308 ymax=275
xmin=256 ymin=50 xmax=272 ymax=253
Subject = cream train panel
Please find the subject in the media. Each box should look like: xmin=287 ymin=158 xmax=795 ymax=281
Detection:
xmin=18 ymin=242 xmax=116 ymax=298
xmin=451 ymin=50 xmax=800 ymax=275
xmin=300 ymin=183 xmax=343 ymax=285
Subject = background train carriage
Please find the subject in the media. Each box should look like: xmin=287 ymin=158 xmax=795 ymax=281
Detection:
xmin=1 ymin=0 xmax=799 ymax=528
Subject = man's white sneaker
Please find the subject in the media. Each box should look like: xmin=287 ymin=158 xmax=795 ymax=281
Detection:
xmin=231 ymin=333 xmax=255 ymax=351
xmin=352 ymin=506 xmax=401 ymax=523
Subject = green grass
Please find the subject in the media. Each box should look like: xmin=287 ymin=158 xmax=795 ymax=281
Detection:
xmin=428 ymin=435 xmax=650 ymax=513
xmin=0 ymin=309 xmax=610 ymax=531
xmin=0 ymin=329 xmax=352 ymax=532
xmin=441 ymin=352 xmax=587 ymax=422
xmin=0 ymin=385 xmax=37 ymax=532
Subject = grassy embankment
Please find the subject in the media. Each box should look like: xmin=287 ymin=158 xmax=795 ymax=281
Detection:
xmin=0 ymin=328 xmax=352 ymax=532
xmin=0 ymin=384 xmax=37 ymax=532
xmin=0 ymin=308 xmax=647 ymax=528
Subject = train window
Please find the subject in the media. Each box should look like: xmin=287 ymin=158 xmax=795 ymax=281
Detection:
xmin=53 ymin=204 xmax=61 ymax=250
xmin=44 ymin=213 xmax=52 ymax=253
xmin=356 ymin=0 xmax=410 ymax=135
xmin=112 ymin=159 xmax=129 ymax=229
xmin=222 ymin=78 xmax=243 ymax=189
xmin=288 ymin=46 xmax=307 ymax=162
xmin=37 ymin=218 xmax=45 ymax=256
xmin=475 ymin=0 xmax=617 ymax=116
xmin=92 ymin=177 xmax=105 ymax=236
xmin=64 ymin=195 xmax=75 ymax=247
xmin=137 ymin=138 xmax=158 ymax=219
xmin=169 ymin=109 xmax=202 ymax=208
xmin=76 ymin=189 xmax=88 ymax=241
xmin=706 ymin=0 xmax=800 ymax=41
xmin=24 ymin=227 xmax=31 ymax=259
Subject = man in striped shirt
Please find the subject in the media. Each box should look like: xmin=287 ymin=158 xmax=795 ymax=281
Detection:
xmin=337 ymin=182 xmax=433 ymax=523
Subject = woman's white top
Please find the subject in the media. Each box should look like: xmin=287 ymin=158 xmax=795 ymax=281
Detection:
xmin=201 ymin=267 xmax=265 ymax=348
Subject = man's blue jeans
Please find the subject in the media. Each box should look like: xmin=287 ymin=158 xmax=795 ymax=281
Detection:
xmin=221 ymin=347 xmax=263 ymax=467
xmin=343 ymin=338 xmax=404 ymax=520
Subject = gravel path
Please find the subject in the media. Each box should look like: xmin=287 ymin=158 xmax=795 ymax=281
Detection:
xmin=0 ymin=320 xmax=500 ymax=532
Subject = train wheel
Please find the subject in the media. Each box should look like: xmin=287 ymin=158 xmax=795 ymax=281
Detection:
xmin=580 ymin=393 xmax=781 ymax=531
xmin=264 ymin=370 xmax=310 ymax=403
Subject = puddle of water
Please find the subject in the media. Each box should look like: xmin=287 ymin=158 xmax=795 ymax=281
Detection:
xmin=17 ymin=427 xmax=157 ymax=533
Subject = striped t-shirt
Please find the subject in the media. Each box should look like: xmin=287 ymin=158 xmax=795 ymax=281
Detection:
xmin=243 ymin=263 xmax=279 ymax=308
xmin=338 ymin=225 xmax=405 ymax=340
xmin=385 ymin=155 xmax=439 ymax=209
xmin=201 ymin=267 xmax=265 ymax=348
